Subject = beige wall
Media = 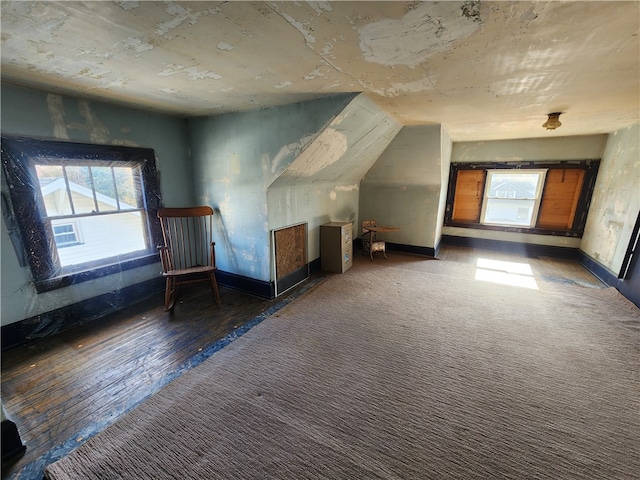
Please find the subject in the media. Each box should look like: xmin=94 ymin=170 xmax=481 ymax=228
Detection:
xmin=359 ymin=125 xmax=443 ymax=249
xmin=581 ymin=124 xmax=640 ymax=274
xmin=435 ymin=128 xmax=453 ymax=246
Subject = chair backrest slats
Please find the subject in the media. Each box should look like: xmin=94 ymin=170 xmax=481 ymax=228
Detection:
xmin=158 ymin=206 xmax=215 ymax=271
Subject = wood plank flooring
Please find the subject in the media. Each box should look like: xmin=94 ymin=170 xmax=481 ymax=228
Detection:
xmin=1 ymin=246 xmax=605 ymax=479
xmin=1 ymin=277 xmax=326 ymax=480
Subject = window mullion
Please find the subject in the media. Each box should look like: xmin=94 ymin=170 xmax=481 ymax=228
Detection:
xmin=111 ymin=167 xmax=122 ymax=210
xmin=61 ymin=166 xmax=76 ymax=215
xmin=88 ymin=166 xmax=100 ymax=213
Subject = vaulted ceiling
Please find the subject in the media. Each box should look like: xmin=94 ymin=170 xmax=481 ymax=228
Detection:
xmin=1 ymin=1 xmax=638 ymax=141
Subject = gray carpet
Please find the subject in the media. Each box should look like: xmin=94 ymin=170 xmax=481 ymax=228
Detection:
xmin=44 ymin=254 xmax=640 ymax=479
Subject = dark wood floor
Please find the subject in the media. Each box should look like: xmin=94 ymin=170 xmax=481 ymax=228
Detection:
xmin=1 ymin=246 xmax=605 ymax=479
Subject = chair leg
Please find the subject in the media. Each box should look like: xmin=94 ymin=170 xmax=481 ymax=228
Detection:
xmin=383 ymin=246 xmax=387 ymax=260
xmin=209 ymin=272 xmax=221 ymax=304
xmin=164 ymin=277 xmax=178 ymax=312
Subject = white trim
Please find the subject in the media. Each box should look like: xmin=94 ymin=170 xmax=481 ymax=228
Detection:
xmin=480 ymin=169 xmax=547 ymax=228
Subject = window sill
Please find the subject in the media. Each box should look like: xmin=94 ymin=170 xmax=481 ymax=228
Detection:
xmin=444 ymin=222 xmax=583 ymax=238
xmin=34 ymin=253 xmax=160 ymax=294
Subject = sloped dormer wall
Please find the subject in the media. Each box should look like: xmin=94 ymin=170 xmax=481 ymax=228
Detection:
xmin=359 ymin=125 xmax=449 ymax=252
xmin=189 ymin=93 xmax=401 ymax=284
xmin=267 ymin=94 xmax=402 ymax=265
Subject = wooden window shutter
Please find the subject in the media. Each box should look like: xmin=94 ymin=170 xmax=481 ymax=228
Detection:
xmin=537 ymin=168 xmax=585 ymax=230
xmin=452 ymin=169 xmax=485 ymax=223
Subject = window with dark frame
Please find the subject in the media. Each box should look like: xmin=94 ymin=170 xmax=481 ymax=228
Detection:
xmin=445 ymin=161 xmax=600 ymax=237
xmin=1 ymin=136 xmax=163 ymax=293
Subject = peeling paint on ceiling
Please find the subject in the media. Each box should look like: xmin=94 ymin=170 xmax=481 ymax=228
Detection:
xmin=1 ymin=1 xmax=638 ymax=141
xmin=358 ymin=2 xmax=481 ymax=68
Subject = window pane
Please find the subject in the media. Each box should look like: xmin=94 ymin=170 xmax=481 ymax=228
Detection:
xmin=36 ymin=165 xmax=73 ymax=216
xmin=484 ymin=198 xmax=536 ymax=226
xmin=66 ymin=166 xmax=95 ymax=214
xmin=90 ymin=166 xmax=117 ymax=212
xmin=481 ymin=170 xmax=546 ymax=227
xmin=53 ymin=224 xmax=73 ymax=234
xmin=53 ymin=212 xmax=147 ymax=267
xmin=487 ymin=172 xmax=540 ymax=199
xmin=40 ymin=164 xmax=146 ymax=267
xmin=113 ymin=167 xmax=139 ymax=208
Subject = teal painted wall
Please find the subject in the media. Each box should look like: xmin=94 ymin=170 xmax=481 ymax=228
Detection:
xmin=267 ymin=94 xmax=401 ymax=265
xmin=1 ymin=84 xmax=192 ymax=326
xmin=188 ymin=94 xmax=358 ymax=282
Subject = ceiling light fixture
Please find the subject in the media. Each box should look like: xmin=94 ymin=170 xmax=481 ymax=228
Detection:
xmin=542 ymin=112 xmax=562 ymax=130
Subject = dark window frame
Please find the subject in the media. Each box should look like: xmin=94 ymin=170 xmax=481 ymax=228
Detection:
xmin=444 ymin=160 xmax=600 ymax=237
xmin=1 ymin=135 xmax=163 ymax=293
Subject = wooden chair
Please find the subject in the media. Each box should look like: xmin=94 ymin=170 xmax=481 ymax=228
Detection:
xmin=361 ymin=220 xmax=387 ymax=260
xmin=157 ymin=206 xmax=220 ymax=312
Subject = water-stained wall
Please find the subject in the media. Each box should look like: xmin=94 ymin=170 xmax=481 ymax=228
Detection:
xmin=268 ymin=94 xmax=402 ymax=264
xmin=188 ymin=94 xmax=359 ymax=282
xmin=581 ymin=124 xmax=640 ymax=273
xmin=359 ymin=125 xmax=448 ymax=249
xmin=1 ymin=84 xmax=192 ymax=326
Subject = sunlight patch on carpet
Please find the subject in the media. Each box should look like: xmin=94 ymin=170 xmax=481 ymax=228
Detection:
xmin=475 ymin=258 xmax=539 ymax=289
